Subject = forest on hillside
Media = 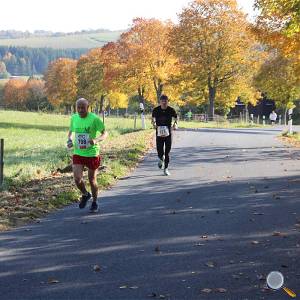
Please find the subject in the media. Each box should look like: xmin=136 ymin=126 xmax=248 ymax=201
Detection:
xmin=0 ymin=46 xmax=87 ymax=77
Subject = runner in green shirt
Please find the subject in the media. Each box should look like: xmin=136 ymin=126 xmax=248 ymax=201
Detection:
xmin=67 ymin=98 xmax=108 ymax=213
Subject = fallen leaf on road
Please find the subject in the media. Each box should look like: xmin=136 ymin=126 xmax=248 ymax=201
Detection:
xmin=93 ymin=265 xmax=101 ymax=272
xmin=48 ymin=278 xmax=59 ymax=284
xmin=119 ymin=285 xmax=128 ymax=289
xmin=201 ymin=288 xmax=212 ymax=293
xmin=251 ymin=241 xmax=259 ymax=245
xmin=205 ymin=261 xmax=215 ymax=268
xmin=148 ymin=293 xmax=157 ymax=298
xmin=216 ymin=288 xmax=227 ymax=293
xmin=257 ymin=274 xmax=266 ymax=281
xmin=130 ymin=286 xmax=138 ymax=289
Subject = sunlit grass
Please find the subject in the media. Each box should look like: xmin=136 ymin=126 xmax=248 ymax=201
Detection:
xmin=0 ymin=110 xmax=148 ymax=186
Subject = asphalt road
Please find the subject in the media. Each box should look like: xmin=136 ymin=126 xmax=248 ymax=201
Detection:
xmin=1 ymin=127 xmax=300 ymax=300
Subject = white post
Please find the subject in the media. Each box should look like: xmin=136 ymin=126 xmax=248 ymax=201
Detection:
xmin=288 ymin=108 xmax=293 ymax=134
xmin=140 ymin=103 xmax=146 ymax=130
xmin=263 ymin=115 xmax=265 ymax=126
xmin=250 ymin=114 xmax=254 ymax=125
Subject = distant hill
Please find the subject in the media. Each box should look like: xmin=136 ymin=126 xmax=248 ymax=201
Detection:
xmin=0 ymin=30 xmax=123 ymax=49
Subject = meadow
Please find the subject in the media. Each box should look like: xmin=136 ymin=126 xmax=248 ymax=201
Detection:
xmin=0 ymin=111 xmax=148 ymax=185
xmin=0 ymin=31 xmax=122 ymax=49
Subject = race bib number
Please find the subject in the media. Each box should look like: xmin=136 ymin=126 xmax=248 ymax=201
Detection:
xmin=75 ymin=133 xmax=90 ymax=149
xmin=157 ymin=126 xmax=170 ymax=137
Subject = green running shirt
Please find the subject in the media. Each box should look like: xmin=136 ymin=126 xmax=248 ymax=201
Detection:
xmin=69 ymin=113 xmax=105 ymax=157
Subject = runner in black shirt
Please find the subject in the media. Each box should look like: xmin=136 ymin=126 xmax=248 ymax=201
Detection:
xmin=152 ymin=95 xmax=178 ymax=176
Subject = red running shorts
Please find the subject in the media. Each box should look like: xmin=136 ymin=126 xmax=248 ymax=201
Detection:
xmin=72 ymin=155 xmax=101 ymax=170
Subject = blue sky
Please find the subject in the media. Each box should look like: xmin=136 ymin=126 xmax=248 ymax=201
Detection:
xmin=0 ymin=0 xmax=256 ymax=32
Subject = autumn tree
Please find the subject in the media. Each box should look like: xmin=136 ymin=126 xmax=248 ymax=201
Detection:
xmin=25 ymin=78 xmax=48 ymax=111
xmin=254 ymin=0 xmax=300 ymax=67
xmin=254 ymin=55 xmax=300 ymax=124
xmin=3 ymin=79 xmax=27 ymax=109
xmin=45 ymin=58 xmax=77 ymax=112
xmin=170 ymin=0 xmax=261 ymax=119
xmin=76 ymin=49 xmax=104 ymax=113
xmin=117 ymin=18 xmax=180 ymax=105
xmin=255 ymin=0 xmax=300 ymax=36
xmin=107 ymin=91 xmax=128 ymax=110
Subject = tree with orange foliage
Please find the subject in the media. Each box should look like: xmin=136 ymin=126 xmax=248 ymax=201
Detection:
xmin=76 ymin=49 xmax=104 ymax=112
xmin=117 ymin=18 xmax=180 ymax=105
xmin=3 ymin=79 xmax=27 ymax=109
xmin=45 ymin=58 xmax=77 ymax=112
xmin=170 ymin=0 xmax=261 ymax=119
xmin=255 ymin=0 xmax=300 ymax=36
xmin=25 ymin=78 xmax=47 ymax=111
xmin=254 ymin=1 xmax=300 ymax=113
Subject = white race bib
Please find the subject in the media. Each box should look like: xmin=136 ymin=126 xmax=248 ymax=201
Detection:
xmin=75 ymin=133 xmax=90 ymax=149
xmin=157 ymin=126 xmax=170 ymax=137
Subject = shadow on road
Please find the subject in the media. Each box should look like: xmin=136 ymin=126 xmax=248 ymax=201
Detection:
xmin=1 ymin=173 xmax=300 ymax=299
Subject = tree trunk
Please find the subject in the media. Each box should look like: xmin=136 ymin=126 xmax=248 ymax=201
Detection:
xmin=154 ymin=79 xmax=163 ymax=103
xmin=138 ymin=86 xmax=145 ymax=106
xmin=99 ymin=95 xmax=105 ymax=112
xmin=284 ymin=106 xmax=288 ymax=125
xmin=208 ymin=86 xmax=216 ymax=120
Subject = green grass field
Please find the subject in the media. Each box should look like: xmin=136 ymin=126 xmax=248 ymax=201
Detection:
xmin=0 ymin=31 xmax=122 ymax=49
xmin=0 ymin=111 xmax=147 ymax=185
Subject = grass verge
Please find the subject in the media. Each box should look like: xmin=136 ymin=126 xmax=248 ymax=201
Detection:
xmin=0 ymin=130 xmax=154 ymax=231
xmin=280 ymin=131 xmax=300 ymax=147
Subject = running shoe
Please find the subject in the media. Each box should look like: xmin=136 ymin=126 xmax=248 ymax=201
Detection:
xmin=158 ymin=159 xmax=164 ymax=169
xmin=164 ymin=168 xmax=170 ymax=176
xmin=90 ymin=201 xmax=99 ymax=213
xmin=79 ymin=192 xmax=91 ymax=209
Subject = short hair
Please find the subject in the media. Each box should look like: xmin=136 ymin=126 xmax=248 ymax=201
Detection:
xmin=76 ymin=98 xmax=89 ymax=106
xmin=160 ymin=95 xmax=168 ymax=101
